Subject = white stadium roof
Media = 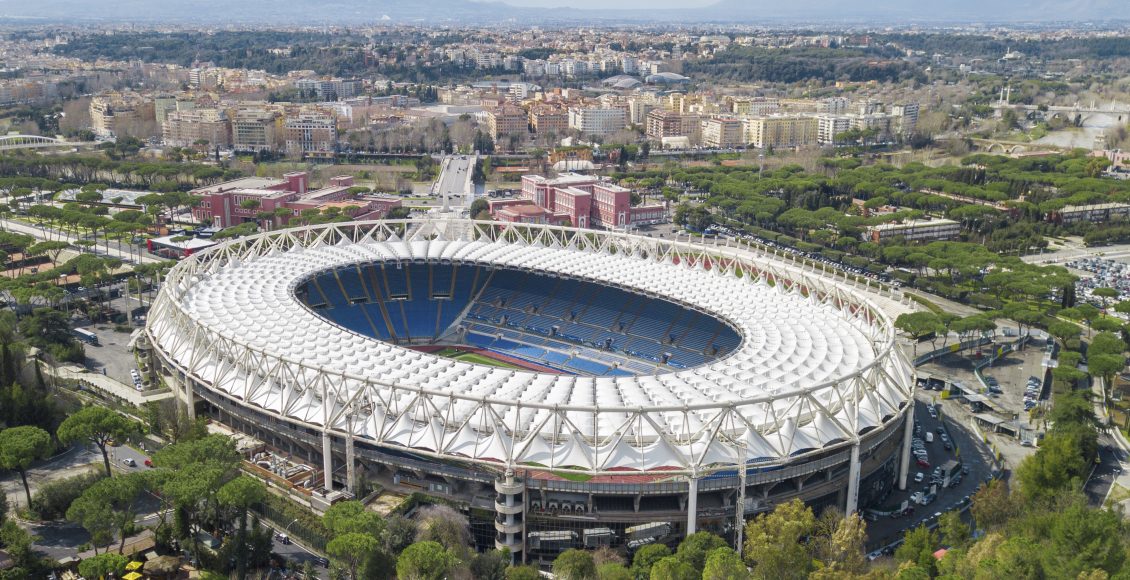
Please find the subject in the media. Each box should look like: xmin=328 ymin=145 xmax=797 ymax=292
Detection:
xmin=147 ymin=219 xmax=912 ymax=475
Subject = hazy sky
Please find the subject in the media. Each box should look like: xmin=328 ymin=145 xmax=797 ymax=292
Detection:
xmin=498 ymin=0 xmax=715 ymax=8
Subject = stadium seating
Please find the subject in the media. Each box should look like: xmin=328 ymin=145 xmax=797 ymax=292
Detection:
xmin=301 ymin=263 xmax=741 ymax=377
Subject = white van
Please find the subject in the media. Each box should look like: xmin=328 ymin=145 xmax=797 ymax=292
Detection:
xmin=925 ymin=432 xmax=934 ymax=444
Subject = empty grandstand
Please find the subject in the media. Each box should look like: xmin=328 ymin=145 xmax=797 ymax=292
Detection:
xmin=144 ymin=219 xmax=915 ymax=564
xmin=297 ymin=263 xmax=742 ymax=377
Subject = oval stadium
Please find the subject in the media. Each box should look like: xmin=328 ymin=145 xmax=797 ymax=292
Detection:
xmin=143 ymin=219 xmax=915 ymax=562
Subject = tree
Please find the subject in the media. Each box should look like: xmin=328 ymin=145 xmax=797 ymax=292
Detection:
xmin=77 ymin=552 xmax=129 ymax=579
xmin=217 ymin=476 xmax=266 ymax=579
xmin=1093 ymin=287 xmax=1119 ymax=310
xmin=937 ymin=510 xmax=970 ymax=549
xmin=895 ymin=525 xmax=938 ymax=576
xmin=328 ymin=532 xmax=379 ymax=580
xmin=649 ymin=555 xmax=698 ymax=580
xmin=554 ymin=548 xmax=597 ymax=580
xmin=470 ymin=198 xmax=489 ymax=217
xmin=895 ymin=311 xmax=943 ymax=356
xmin=632 ymin=543 xmax=672 ymax=579
xmin=415 ymin=504 xmax=470 ymax=554
xmin=743 ymin=498 xmax=816 ymax=580
xmin=1089 ymin=353 xmax=1126 ymax=400
xmin=470 ymin=549 xmax=510 ymax=580
xmin=396 ymin=540 xmax=457 ymax=580
xmin=66 ymin=487 xmax=114 ymax=554
xmin=100 ymin=473 xmax=145 ymax=554
xmin=1015 ymin=431 xmax=1089 ymax=502
xmin=506 ymin=565 xmax=542 ymax=580
xmin=151 ymin=434 xmax=241 ymax=558
xmin=58 ymin=406 xmax=141 ymax=477
xmin=323 ymin=499 xmax=384 ymax=538
xmin=702 ymin=547 xmax=750 ymax=580
xmin=0 ymin=425 xmax=53 ymax=506
xmin=597 ymin=562 xmax=633 ymax=580
xmin=1049 ymin=320 xmax=1082 ymax=344
xmin=675 ymin=531 xmax=728 ymax=572
xmin=970 ymin=479 xmax=1014 ymax=531
xmin=812 ymin=512 xmax=867 ymax=576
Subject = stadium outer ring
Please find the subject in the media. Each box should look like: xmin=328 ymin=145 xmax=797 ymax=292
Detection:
xmin=144 ymin=219 xmax=915 ymax=523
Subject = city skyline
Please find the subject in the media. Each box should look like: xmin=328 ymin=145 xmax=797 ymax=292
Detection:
xmin=7 ymin=0 xmax=1130 ymax=24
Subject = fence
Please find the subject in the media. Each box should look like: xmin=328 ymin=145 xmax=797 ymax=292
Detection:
xmin=912 ymin=337 xmax=994 ymax=367
xmin=253 ymin=498 xmax=329 ymax=553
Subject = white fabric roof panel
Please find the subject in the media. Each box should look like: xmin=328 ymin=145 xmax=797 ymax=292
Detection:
xmin=148 ymin=220 xmax=912 ymax=473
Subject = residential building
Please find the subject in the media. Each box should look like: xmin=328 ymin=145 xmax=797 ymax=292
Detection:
xmin=232 ymin=110 xmax=280 ymax=152
xmin=162 ymin=108 xmax=232 ymax=148
xmin=817 ymin=115 xmax=853 ymax=145
xmin=284 ymin=114 xmax=337 ymax=155
xmin=568 ymin=106 xmax=627 ymax=138
xmin=487 ymin=105 xmax=529 ymax=143
xmin=295 ymin=78 xmax=364 ymax=101
xmin=866 ymin=219 xmax=960 ymax=243
xmin=743 ymin=115 xmax=819 ymax=149
xmin=1048 ymin=202 xmax=1130 ymax=225
xmin=646 ymin=109 xmax=701 ymax=141
xmin=89 ymin=94 xmax=155 ymax=138
xmin=627 ymin=96 xmax=658 ymax=125
xmin=701 ymin=117 xmax=744 ymax=148
xmin=892 ymin=103 xmax=921 ymax=136
xmin=731 ymin=97 xmax=779 ymax=117
xmin=529 ymin=107 xmax=569 ymax=136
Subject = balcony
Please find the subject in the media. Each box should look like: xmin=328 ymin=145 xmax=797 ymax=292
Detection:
xmin=494 ymin=501 xmax=524 ymax=516
xmin=495 ymin=479 xmax=525 ymax=494
xmin=494 ymin=519 xmax=522 ymax=534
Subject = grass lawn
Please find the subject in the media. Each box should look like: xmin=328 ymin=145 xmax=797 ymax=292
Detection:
xmin=432 ymin=347 xmax=519 ymax=369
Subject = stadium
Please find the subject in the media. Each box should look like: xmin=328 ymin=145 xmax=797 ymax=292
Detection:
xmin=144 ymin=218 xmax=915 ymax=562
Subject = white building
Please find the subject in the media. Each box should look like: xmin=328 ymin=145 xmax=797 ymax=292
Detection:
xmin=568 ymin=106 xmax=628 ymax=138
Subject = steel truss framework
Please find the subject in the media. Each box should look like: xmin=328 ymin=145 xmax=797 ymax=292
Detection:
xmin=147 ymin=219 xmax=913 ymax=479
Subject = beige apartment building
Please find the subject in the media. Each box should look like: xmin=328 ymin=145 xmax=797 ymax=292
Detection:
xmin=743 ymin=115 xmax=819 ymax=149
xmin=232 ymin=109 xmax=281 ymax=152
xmin=528 ymin=107 xmax=569 ymax=136
xmin=163 ymin=108 xmax=232 ymax=148
xmin=89 ymin=94 xmax=155 ymax=138
xmin=487 ymin=105 xmax=529 ymax=143
xmin=284 ymin=114 xmax=337 ymax=155
xmin=702 ymin=117 xmax=744 ymax=148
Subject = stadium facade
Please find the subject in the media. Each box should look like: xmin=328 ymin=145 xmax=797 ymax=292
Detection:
xmin=144 ymin=219 xmax=915 ymax=562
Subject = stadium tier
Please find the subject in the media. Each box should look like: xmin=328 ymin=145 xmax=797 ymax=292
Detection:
xmin=144 ymin=219 xmax=914 ymax=561
xmin=298 ymin=262 xmax=742 ymax=376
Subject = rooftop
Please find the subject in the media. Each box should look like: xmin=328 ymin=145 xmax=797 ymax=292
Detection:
xmin=192 ymin=176 xmax=287 ymax=195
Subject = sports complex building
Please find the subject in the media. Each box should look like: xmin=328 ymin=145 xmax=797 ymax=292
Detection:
xmin=144 ymin=219 xmax=915 ymax=562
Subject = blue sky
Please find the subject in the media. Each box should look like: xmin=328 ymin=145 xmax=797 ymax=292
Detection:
xmin=501 ymin=0 xmax=715 ymax=7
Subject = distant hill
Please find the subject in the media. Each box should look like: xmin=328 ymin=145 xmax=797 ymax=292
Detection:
xmin=3 ymin=0 xmax=1128 ymax=24
xmin=694 ymin=0 xmax=1130 ymax=22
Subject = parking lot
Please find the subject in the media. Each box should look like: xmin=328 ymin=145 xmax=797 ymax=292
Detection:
xmin=921 ymin=341 xmax=1050 ymax=444
xmin=76 ymin=320 xmax=143 ymax=389
xmin=864 ymin=394 xmax=998 ymax=554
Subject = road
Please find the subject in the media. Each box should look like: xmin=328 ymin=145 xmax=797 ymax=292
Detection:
xmin=430 ymin=155 xmax=477 ymax=213
xmin=1085 ymin=431 xmax=1125 ymax=505
xmin=0 ymin=217 xmax=161 ymax=264
xmin=865 ymin=396 xmax=997 ymax=552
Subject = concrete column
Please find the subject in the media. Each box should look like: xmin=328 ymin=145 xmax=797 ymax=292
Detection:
xmin=322 ymin=430 xmax=333 ymax=491
xmin=175 ymin=376 xmax=195 ymax=421
xmin=898 ymin=410 xmax=915 ymax=491
xmin=687 ymin=477 xmax=699 ymax=535
xmin=345 ymin=430 xmax=356 ymax=494
xmin=845 ymin=442 xmax=861 ymax=515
